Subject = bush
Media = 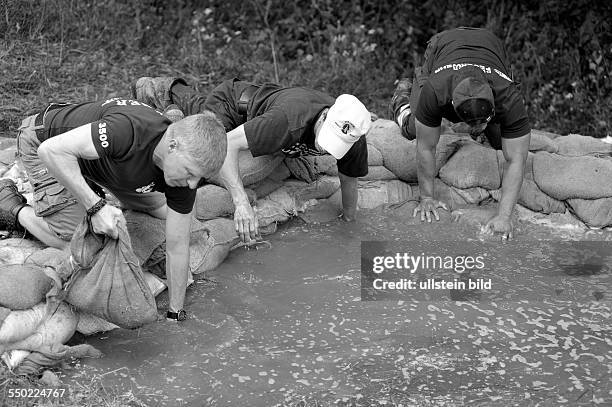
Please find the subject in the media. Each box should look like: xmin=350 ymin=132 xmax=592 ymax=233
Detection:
xmin=0 ymin=0 xmax=609 ymax=137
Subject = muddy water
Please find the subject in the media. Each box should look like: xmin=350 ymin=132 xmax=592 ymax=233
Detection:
xmin=67 ymin=205 xmax=612 ymax=406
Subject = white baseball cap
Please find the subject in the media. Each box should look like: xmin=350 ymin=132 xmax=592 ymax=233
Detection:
xmin=318 ymin=94 xmax=371 ymax=159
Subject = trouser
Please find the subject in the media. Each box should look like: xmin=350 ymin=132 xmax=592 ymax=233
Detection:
xmin=17 ymin=114 xmax=86 ymax=241
xmin=401 ymin=32 xmax=502 ymax=150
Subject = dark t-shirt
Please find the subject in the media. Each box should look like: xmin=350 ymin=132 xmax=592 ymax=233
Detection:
xmin=415 ymin=28 xmax=530 ymax=139
xmin=203 ymin=80 xmax=368 ymax=177
xmin=43 ymin=98 xmax=196 ymax=214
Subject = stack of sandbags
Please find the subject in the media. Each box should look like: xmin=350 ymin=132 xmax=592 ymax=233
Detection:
xmin=0 ymin=263 xmax=101 ymax=375
xmin=366 ymin=120 xmax=462 ymax=182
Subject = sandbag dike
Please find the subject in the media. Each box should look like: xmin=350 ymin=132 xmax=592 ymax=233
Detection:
xmin=1 ymin=122 xmax=612 ymax=386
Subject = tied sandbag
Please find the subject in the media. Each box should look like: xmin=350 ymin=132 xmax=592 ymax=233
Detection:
xmin=439 ymin=142 xmax=501 ymax=189
xmin=359 ymin=165 xmax=397 ymax=181
xmin=239 ymin=151 xmax=284 ymax=186
xmin=65 ymin=218 xmax=157 ymax=329
xmin=254 ymin=187 xmax=301 ymax=227
xmin=191 ymin=218 xmax=239 ymax=274
xmin=432 ymin=179 xmax=489 ymax=210
xmin=0 ymin=264 xmax=53 ymax=310
xmin=76 ymin=312 xmax=119 ymax=335
xmin=490 ymin=179 xmax=566 ymax=214
xmin=0 ymin=303 xmax=47 ymax=344
xmin=533 ymin=152 xmax=612 ymax=200
xmin=332 ymin=180 xmax=415 ymax=209
xmin=529 ymin=131 xmax=558 ymax=153
xmin=283 ymin=176 xmax=341 ymax=203
xmin=0 ymin=238 xmax=46 ymax=266
xmin=567 ymin=197 xmax=612 ymax=228
xmin=553 ymin=134 xmax=612 ymax=157
xmin=194 ymin=184 xmax=256 ymax=221
xmin=367 ymin=120 xmax=461 ymax=182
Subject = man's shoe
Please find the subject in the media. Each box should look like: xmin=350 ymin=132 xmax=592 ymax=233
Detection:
xmin=130 ymin=77 xmax=179 ymax=111
xmin=0 ymin=179 xmax=27 ymax=232
xmin=388 ymin=78 xmax=413 ymax=121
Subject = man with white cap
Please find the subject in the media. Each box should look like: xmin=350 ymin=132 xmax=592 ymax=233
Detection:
xmin=389 ymin=27 xmax=531 ymax=239
xmin=132 ymin=78 xmax=371 ymax=242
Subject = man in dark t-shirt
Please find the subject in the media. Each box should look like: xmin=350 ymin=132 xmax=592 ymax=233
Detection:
xmin=0 ymin=98 xmax=227 ymax=320
xmin=389 ymin=27 xmax=531 ymax=239
xmin=131 ymin=78 xmax=372 ymax=242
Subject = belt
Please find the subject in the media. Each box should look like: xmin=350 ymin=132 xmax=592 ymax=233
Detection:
xmin=34 ymin=103 xmax=72 ymax=143
xmin=237 ymin=85 xmax=259 ymax=119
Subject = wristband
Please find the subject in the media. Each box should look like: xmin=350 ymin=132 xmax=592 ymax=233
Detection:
xmin=86 ymin=198 xmax=107 ymax=217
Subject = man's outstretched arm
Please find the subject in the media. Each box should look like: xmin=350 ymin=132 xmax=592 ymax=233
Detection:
xmin=216 ymin=125 xmax=259 ymax=242
xmin=483 ymin=132 xmax=530 ymax=239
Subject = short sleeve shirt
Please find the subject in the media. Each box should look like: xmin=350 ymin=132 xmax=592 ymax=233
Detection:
xmin=44 ymin=98 xmax=196 ymax=214
xmin=414 ymin=28 xmax=530 ymax=139
xmin=204 ymin=81 xmax=368 ymax=177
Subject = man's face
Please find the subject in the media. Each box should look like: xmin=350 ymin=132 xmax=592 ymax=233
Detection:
xmin=164 ymin=151 xmax=208 ymax=189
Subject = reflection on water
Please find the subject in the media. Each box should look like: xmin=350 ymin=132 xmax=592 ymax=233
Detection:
xmin=66 ymin=206 xmax=612 ymax=406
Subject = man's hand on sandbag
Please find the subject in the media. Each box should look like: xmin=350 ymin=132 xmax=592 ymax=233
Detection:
xmin=234 ymin=202 xmax=259 ymax=243
xmin=413 ymin=196 xmax=448 ymax=223
xmin=91 ymin=204 xmax=125 ymax=239
xmin=481 ymin=214 xmax=513 ymax=240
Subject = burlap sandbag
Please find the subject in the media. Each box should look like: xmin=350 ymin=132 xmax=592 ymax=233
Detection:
xmin=359 ymin=165 xmax=397 ymax=181
xmin=431 ymin=179 xmax=489 ymax=211
xmin=367 ymin=144 xmax=384 ymax=166
xmin=553 ymin=134 xmax=612 ymax=157
xmin=439 ymin=142 xmax=501 ymax=189
xmin=190 ymin=218 xmax=240 ymax=274
xmin=0 ymin=238 xmax=46 ymax=266
xmin=283 ymin=176 xmax=341 ymax=202
xmin=567 ymin=197 xmax=612 ymax=228
xmin=490 ymin=179 xmax=566 ymax=214
xmin=329 ymin=180 xmax=415 ymax=209
xmin=0 ymin=303 xmax=46 ymax=344
xmin=65 ymin=218 xmax=158 ymax=329
xmin=239 ymin=151 xmax=284 ymax=186
xmin=251 ymin=177 xmax=285 ymax=199
xmin=367 ymin=120 xmax=461 ymax=182
xmin=194 ymin=184 xmax=256 ymax=221
xmin=533 ymin=152 xmax=612 ymax=200
xmin=0 ymin=264 xmax=53 ymax=310
xmin=529 ymin=131 xmax=558 ymax=153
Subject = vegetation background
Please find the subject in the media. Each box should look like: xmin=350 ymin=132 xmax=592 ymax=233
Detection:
xmin=0 ymin=0 xmax=610 ymax=137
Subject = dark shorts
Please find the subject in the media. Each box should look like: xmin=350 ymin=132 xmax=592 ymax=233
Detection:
xmin=17 ymin=114 xmax=86 ymax=241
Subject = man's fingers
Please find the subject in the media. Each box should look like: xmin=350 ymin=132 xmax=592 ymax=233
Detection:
xmin=433 ymin=208 xmax=440 ymax=221
xmin=413 ymin=206 xmax=420 ymax=218
xmin=439 ymin=202 xmax=448 ymax=211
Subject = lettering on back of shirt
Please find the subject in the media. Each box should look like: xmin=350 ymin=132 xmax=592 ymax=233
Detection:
xmin=433 ymin=63 xmax=512 ymax=82
xmin=101 ymin=97 xmax=162 ymax=113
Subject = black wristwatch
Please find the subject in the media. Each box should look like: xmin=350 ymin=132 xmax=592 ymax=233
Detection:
xmin=166 ymin=309 xmax=187 ymax=321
